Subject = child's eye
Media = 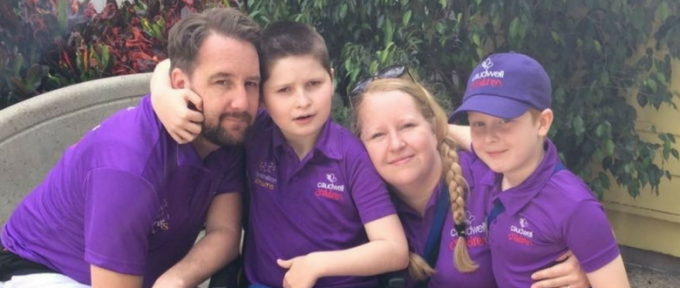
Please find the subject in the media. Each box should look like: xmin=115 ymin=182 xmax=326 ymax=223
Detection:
xmin=277 ymin=87 xmax=291 ymax=93
xmin=499 ymin=119 xmax=512 ymax=124
xmin=307 ymin=81 xmax=321 ymax=87
xmin=471 ymin=122 xmax=485 ymax=127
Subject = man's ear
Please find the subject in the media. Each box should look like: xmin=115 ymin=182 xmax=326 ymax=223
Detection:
xmin=170 ymin=68 xmax=189 ymax=89
xmin=537 ymin=109 xmax=554 ymax=137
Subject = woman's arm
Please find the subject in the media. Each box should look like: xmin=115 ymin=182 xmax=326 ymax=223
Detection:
xmin=276 ymin=214 xmax=409 ymax=288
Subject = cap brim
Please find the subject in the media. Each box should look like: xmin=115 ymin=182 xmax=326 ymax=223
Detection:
xmin=449 ymin=94 xmax=532 ymax=123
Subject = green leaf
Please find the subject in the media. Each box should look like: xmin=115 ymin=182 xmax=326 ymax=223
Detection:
xmin=605 ymin=140 xmax=615 ymax=156
xmin=384 ymin=18 xmax=394 ymax=46
xmin=672 ymin=149 xmax=679 ymax=160
xmin=57 ymin=0 xmax=69 ymax=33
xmin=573 ymin=116 xmax=585 ymax=136
xmin=102 ymin=45 xmax=110 ymax=68
xmin=594 ymin=40 xmax=602 ymax=54
xmin=647 ymin=78 xmax=658 ymax=92
xmin=551 ymin=31 xmax=560 ymax=43
xmin=339 ymin=3 xmax=348 ymax=20
xmin=656 ymin=72 xmax=667 ymax=83
xmin=439 ymin=0 xmax=448 ymax=8
xmin=509 ymin=17 xmax=519 ymax=40
xmin=655 ymin=1 xmax=670 ymax=22
xmin=403 ymin=10 xmax=412 ymax=26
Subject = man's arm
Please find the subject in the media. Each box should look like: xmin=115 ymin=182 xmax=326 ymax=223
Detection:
xmin=153 ymin=192 xmax=242 ymax=288
xmin=91 ymin=265 xmax=143 ymax=288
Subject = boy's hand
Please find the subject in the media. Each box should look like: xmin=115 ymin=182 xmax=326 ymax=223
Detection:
xmin=530 ymin=251 xmax=590 ymax=288
xmin=150 ymin=87 xmax=204 ymax=144
xmin=277 ymin=254 xmax=323 ymax=288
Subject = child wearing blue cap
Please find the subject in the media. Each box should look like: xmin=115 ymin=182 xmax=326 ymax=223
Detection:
xmin=449 ymin=52 xmax=630 ymax=288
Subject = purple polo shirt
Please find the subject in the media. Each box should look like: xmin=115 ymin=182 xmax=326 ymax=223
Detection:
xmin=243 ymin=112 xmax=396 ymax=288
xmin=481 ymin=139 xmax=619 ymax=288
xmin=1 ymin=96 xmax=244 ymax=288
xmin=395 ymin=151 xmax=496 ymax=288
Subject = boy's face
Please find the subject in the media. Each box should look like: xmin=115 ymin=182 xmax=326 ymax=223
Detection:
xmin=468 ymin=109 xmax=553 ymax=178
xmin=171 ymin=34 xmax=260 ymax=146
xmin=262 ymin=55 xmax=333 ymax=142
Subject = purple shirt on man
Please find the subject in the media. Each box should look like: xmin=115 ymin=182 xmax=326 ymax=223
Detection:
xmin=1 ymin=96 xmax=245 ymax=288
xmin=395 ymin=151 xmax=497 ymax=288
xmin=482 ymin=139 xmax=620 ymax=288
xmin=243 ymin=112 xmax=396 ymax=288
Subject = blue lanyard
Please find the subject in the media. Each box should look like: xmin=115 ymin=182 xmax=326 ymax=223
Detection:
xmin=423 ymin=184 xmax=450 ymax=266
xmin=486 ymin=162 xmax=566 ymax=234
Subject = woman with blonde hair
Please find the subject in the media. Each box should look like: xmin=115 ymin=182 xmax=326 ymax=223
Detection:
xmin=350 ymin=65 xmax=591 ymax=288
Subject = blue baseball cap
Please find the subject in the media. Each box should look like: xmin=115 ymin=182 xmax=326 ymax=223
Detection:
xmin=449 ymin=52 xmax=552 ymax=122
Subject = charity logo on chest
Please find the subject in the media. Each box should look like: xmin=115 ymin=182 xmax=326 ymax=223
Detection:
xmin=508 ymin=217 xmax=534 ymax=246
xmin=315 ymin=173 xmax=345 ymax=201
xmin=151 ymin=199 xmax=170 ymax=234
xmin=449 ymin=211 xmax=488 ymax=248
xmin=254 ymin=161 xmax=277 ymax=190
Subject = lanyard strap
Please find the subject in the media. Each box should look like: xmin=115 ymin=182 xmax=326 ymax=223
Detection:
xmin=423 ymin=184 xmax=450 ymax=266
xmin=487 ymin=162 xmax=567 ymax=233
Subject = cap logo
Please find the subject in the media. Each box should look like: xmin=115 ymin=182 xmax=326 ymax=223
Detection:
xmin=470 ymin=57 xmax=505 ymax=88
xmin=481 ymin=58 xmax=493 ymax=71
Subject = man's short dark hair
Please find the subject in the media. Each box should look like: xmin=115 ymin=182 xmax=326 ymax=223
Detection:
xmin=167 ymin=7 xmax=261 ymax=76
xmin=259 ymin=21 xmax=331 ymax=83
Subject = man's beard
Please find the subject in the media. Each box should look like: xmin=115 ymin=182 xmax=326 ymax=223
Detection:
xmin=201 ymin=111 xmax=253 ymax=147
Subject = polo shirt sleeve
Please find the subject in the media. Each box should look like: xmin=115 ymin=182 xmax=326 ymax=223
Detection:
xmin=348 ymin=150 xmax=396 ymax=224
xmin=215 ymin=148 xmax=246 ymax=195
xmin=83 ymin=168 xmax=158 ymax=275
xmin=563 ymin=200 xmax=620 ymax=273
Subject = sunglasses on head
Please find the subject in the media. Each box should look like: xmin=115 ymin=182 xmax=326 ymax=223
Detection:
xmin=349 ymin=64 xmax=413 ymax=98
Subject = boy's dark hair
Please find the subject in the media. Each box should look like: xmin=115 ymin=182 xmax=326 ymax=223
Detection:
xmin=167 ymin=8 xmax=261 ymax=76
xmin=259 ymin=21 xmax=331 ymax=83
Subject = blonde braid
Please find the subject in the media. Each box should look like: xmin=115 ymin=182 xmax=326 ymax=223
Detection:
xmin=407 ymin=252 xmax=437 ymax=280
xmin=440 ymin=137 xmax=478 ymax=273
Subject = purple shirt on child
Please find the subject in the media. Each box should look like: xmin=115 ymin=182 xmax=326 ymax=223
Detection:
xmin=484 ymin=139 xmax=620 ymax=288
xmin=243 ymin=112 xmax=396 ymax=288
xmin=395 ymin=151 xmax=497 ymax=288
xmin=1 ymin=96 xmax=245 ymax=287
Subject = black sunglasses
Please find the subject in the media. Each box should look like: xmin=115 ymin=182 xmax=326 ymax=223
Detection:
xmin=349 ymin=64 xmax=413 ymax=98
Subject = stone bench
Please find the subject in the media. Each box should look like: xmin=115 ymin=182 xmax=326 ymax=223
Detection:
xmin=0 ymin=73 xmax=152 ymax=225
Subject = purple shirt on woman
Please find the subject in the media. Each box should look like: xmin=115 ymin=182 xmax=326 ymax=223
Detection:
xmin=1 ymin=96 xmax=245 ymax=287
xmin=395 ymin=151 xmax=497 ymax=288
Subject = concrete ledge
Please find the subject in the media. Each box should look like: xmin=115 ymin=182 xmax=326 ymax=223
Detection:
xmin=0 ymin=73 xmax=151 ymax=225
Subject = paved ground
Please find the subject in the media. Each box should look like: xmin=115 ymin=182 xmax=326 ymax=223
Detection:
xmin=627 ymin=264 xmax=680 ymax=288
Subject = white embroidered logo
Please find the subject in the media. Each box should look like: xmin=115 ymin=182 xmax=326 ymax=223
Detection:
xmin=471 ymin=57 xmax=505 ymax=81
xmin=317 ymin=173 xmax=345 ymax=192
xmin=520 ymin=217 xmax=529 ymax=228
xmin=326 ymin=173 xmax=337 ymax=183
xmin=511 ymin=217 xmax=533 ymax=238
xmin=481 ymin=58 xmax=493 ymax=71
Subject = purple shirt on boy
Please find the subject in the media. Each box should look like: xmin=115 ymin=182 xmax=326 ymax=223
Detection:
xmin=395 ymin=151 xmax=496 ymax=288
xmin=483 ymin=139 xmax=619 ymax=288
xmin=244 ymin=112 xmax=396 ymax=288
xmin=1 ymin=96 xmax=245 ymax=288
